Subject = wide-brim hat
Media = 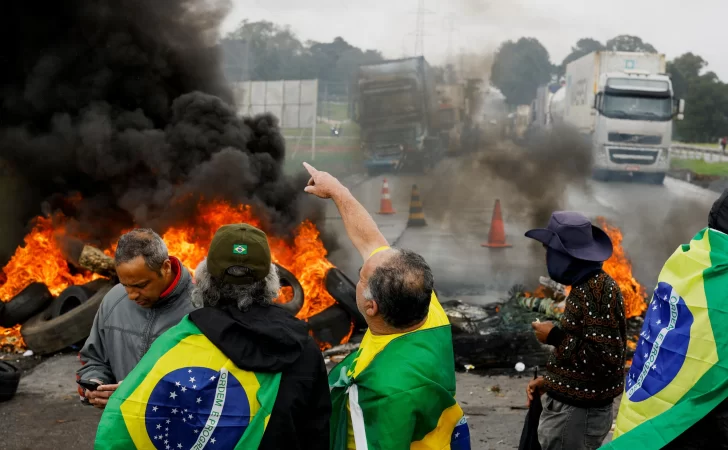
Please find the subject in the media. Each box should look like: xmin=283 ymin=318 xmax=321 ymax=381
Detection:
xmin=525 ymin=211 xmax=613 ymax=262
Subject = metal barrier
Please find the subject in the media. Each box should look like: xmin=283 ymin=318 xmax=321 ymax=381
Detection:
xmin=671 ymin=143 xmax=727 ymax=162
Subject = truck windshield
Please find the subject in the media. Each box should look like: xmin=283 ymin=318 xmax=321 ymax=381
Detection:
xmin=361 ymin=90 xmax=419 ymax=117
xmin=602 ymin=95 xmax=672 ymax=121
xmin=368 ymin=128 xmax=417 ymax=143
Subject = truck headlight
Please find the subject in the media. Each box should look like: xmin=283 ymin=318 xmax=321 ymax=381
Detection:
xmin=659 ymin=148 xmax=670 ymax=161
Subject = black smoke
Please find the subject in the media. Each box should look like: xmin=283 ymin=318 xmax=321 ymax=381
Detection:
xmin=0 ymin=0 xmax=317 ymax=261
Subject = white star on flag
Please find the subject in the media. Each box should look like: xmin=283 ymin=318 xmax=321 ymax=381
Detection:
xmin=651 ymin=364 xmax=657 ymax=371
xmin=153 ymin=406 xmax=158 ymax=412
xmin=164 ymin=440 xmax=168 ymax=445
xmin=178 ymin=444 xmax=183 ymax=449
xmin=182 ymin=418 xmax=186 ymax=423
xmin=193 ymin=385 xmax=197 ymax=389
xmin=181 ymin=387 xmax=187 ymax=393
xmin=184 ymin=409 xmax=188 ymax=413
xmin=156 ymin=424 xmax=161 ymax=430
xmin=656 ymin=320 xmax=662 ymax=325
xmin=188 ymin=414 xmax=193 ymax=420
xmin=166 ymin=420 xmax=170 ymax=425
xmin=188 ymin=370 xmax=192 ymax=373
xmin=194 ymin=430 xmax=199 ymax=434
xmin=211 ymin=438 xmax=216 ymax=444
xmin=189 ymin=377 xmax=196 ymax=383
xmin=175 ymin=381 xmax=181 ymax=387
xmin=169 ymin=391 xmax=177 ymax=399
xmin=210 ymin=375 xmax=216 ymax=381
xmin=197 ymin=397 xmax=202 ymax=404
xmin=172 ymin=408 xmax=178 ymax=414
xmin=653 ymin=305 xmax=657 ymax=311
xmin=166 ymin=446 xmax=170 ymax=450
xmin=644 ymin=353 xmax=648 ymax=358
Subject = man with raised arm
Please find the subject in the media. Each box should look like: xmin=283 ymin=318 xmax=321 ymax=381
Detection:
xmin=302 ymin=162 xmax=471 ymax=450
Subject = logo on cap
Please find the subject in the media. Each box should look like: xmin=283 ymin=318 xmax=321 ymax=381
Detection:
xmin=233 ymin=244 xmax=248 ymax=255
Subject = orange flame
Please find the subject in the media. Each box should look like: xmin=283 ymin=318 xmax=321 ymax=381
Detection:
xmin=597 ymin=217 xmax=647 ymax=319
xmin=0 ymin=201 xmax=344 ymax=352
xmin=0 ymin=216 xmax=98 ymax=300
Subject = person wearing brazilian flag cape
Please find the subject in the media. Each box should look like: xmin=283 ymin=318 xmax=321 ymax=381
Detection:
xmin=302 ymin=162 xmax=471 ymax=450
xmin=94 ymin=223 xmax=331 ymax=449
xmin=603 ymin=190 xmax=728 ymax=450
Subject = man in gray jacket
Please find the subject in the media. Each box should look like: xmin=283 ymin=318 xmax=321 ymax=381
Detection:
xmin=77 ymin=228 xmax=197 ymax=409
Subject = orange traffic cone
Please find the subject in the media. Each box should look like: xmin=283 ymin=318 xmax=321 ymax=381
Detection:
xmin=378 ymin=178 xmax=396 ymax=215
xmin=482 ymin=199 xmax=512 ymax=248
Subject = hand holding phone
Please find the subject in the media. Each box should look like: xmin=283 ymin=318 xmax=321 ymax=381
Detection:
xmin=77 ymin=379 xmax=100 ymax=392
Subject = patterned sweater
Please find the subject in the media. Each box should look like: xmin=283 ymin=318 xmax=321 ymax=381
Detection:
xmin=544 ymin=271 xmax=627 ymax=408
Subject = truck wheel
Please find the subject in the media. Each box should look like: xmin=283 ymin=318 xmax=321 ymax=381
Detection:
xmin=0 ymin=361 xmax=20 ymax=402
xmin=21 ymin=282 xmax=114 ymax=355
xmin=274 ymin=264 xmax=304 ymax=316
xmin=593 ymin=170 xmax=611 ymax=182
xmin=650 ymin=173 xmax=666 ymax=185
xmin=0 ymin=283 xmax=53 ymax=328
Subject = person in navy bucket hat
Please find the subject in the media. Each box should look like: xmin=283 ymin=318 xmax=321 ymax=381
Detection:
xmin=524 ymin=211 xmax=626 ymax=450
xmin=525 ymin=211 xmax=613 ymax=262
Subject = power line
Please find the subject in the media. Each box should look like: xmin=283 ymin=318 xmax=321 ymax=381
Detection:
xmin=410 ymin=0 xmax=434 ymax=57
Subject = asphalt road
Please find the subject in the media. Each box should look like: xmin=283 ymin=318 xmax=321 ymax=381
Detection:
xmin=325 ymin=153 xmax=717 ymax=302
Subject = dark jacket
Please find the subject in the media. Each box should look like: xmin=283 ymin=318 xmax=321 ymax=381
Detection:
xmin=544 ymin=271 xmax=627 ymax=408
xmin=189 ymin=303 xmax=330 ymax=450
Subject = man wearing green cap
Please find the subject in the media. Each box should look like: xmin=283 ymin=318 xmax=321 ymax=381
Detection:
xmin=94 ymin=223 xmax=331 ymax=450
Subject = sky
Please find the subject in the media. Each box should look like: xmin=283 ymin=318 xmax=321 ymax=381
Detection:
xmin=222 ymin=0 xmax=726 ymax=80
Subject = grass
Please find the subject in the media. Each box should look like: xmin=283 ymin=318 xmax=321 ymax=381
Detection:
xmin=318 ymin=102 xmax=350 ymax=122
xmin=677 ymin=142 xmax=721 ymax=149
xmin=671 ymin=158 xmax=728 ymax=176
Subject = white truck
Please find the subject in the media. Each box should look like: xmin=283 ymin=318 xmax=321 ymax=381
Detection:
xmin=555 ymin=51 xmax=685 ymax=184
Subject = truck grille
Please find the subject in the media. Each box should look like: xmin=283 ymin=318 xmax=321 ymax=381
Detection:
xmin=608 ymin=133 xmax=662 ymax=145
xmin=608 ymin=148 xmax=659 ymax=165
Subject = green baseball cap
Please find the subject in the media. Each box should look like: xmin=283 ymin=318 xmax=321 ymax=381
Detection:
xmin=207 ymin=224 xmax=271 ymax=285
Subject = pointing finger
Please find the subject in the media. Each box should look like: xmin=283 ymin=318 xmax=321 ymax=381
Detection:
xmin=302 ymin=162 xmax=318 ymax=176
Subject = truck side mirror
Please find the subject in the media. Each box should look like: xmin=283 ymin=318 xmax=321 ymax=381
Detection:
xmin=593 ymin=93 xmax=602 ymax=112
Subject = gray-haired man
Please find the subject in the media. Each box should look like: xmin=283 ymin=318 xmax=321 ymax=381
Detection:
xmin=77 ymin=228 xmax=197 ymax=409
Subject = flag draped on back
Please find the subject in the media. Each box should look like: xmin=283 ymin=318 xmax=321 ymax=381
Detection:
xmin=329 ymin=324 xmax=468 ymax=450
xmin=95 ymin=316 xmax=281 ymax=450
xmin=602 ymin=228 xmax=728 ymax=449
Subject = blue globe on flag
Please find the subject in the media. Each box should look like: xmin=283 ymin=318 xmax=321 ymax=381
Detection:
xmin=145 ymin=367 xmax=250 ymax=450
xmin=626 ymin=282 xmax=694 ymax=403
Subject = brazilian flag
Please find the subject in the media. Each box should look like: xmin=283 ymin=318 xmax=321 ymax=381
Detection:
xmin=602 ymin=228 xmax=728 ymax=449
xmin=95 ymin=317 xmax=281 ymax=450
xmin=329 ymin=326 xmax=469 ymax=450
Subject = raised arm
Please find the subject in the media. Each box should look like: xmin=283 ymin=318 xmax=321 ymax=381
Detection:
xmin=303 ymin=162 xmax=388 ymax=260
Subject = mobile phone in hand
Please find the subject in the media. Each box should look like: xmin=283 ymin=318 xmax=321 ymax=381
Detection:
xmin=77 ymin=379 xmax=100 ymax=392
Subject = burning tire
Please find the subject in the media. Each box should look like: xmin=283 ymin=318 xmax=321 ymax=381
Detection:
xmin=275 ymin=264 xmax=304 ymax=316
xmin=21 ymin=281 xmax=114 ymax=355
xmin=0 ymin=361 xmax=20 ymax=402
xmin=307 ymin=305 xmax=353 ymax=347
xmin=0 ymin=283 xmax=53 ymax=328
xmin=325 ymin=268 xmax=366 ymax=329
xmin=47 ymin=279 xmax=108 ymax=319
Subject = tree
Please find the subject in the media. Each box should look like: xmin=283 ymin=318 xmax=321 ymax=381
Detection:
xmin=491 ymin=38 xmax=553 ymax=106
xmin=559 ymin=38 xmax=605 ymax=75
xmin=667 ymin=53 xmax=707 ymax=100
xmin=605 ymin=35 xmax=658 ymax=53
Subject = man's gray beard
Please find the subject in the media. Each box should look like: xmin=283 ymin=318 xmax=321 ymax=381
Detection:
xmin=191 ymin=259 xmax=280 ymax=310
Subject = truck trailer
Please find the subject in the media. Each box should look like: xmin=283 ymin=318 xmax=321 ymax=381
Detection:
xmin=556 ymin=51 xmax=685 ymax=184
xmin=350 ymin=57 xmax=443 ymax=175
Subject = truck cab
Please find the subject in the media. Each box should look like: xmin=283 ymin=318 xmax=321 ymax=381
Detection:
xmin=592 ymin=72 xmax=685 ymax=183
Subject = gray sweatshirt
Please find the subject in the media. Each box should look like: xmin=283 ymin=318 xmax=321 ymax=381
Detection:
xmin=77 ymin=261 xmax=197 ymax=384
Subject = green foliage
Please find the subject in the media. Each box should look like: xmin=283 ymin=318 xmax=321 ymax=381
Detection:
xmin=559 ymin=38 xmax=605 ymax=76
xmin=491 ymin=38 xmax=553 ymax=106
xmin=222 ymin=21 xmax=383 ymax=97
xmin=605 ymin=35 xmax=658 ymax=53
xmin=668 ymin=53 xmax=728 ymax=142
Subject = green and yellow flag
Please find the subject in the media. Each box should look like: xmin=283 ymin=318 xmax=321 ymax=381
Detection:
xmin=329 ymin=296 xmax=470 ymax=450
xmin=95 ymin=316 xmax=281 ymax=450
xmin=602 ymin=228 xmax=728 ymax=449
